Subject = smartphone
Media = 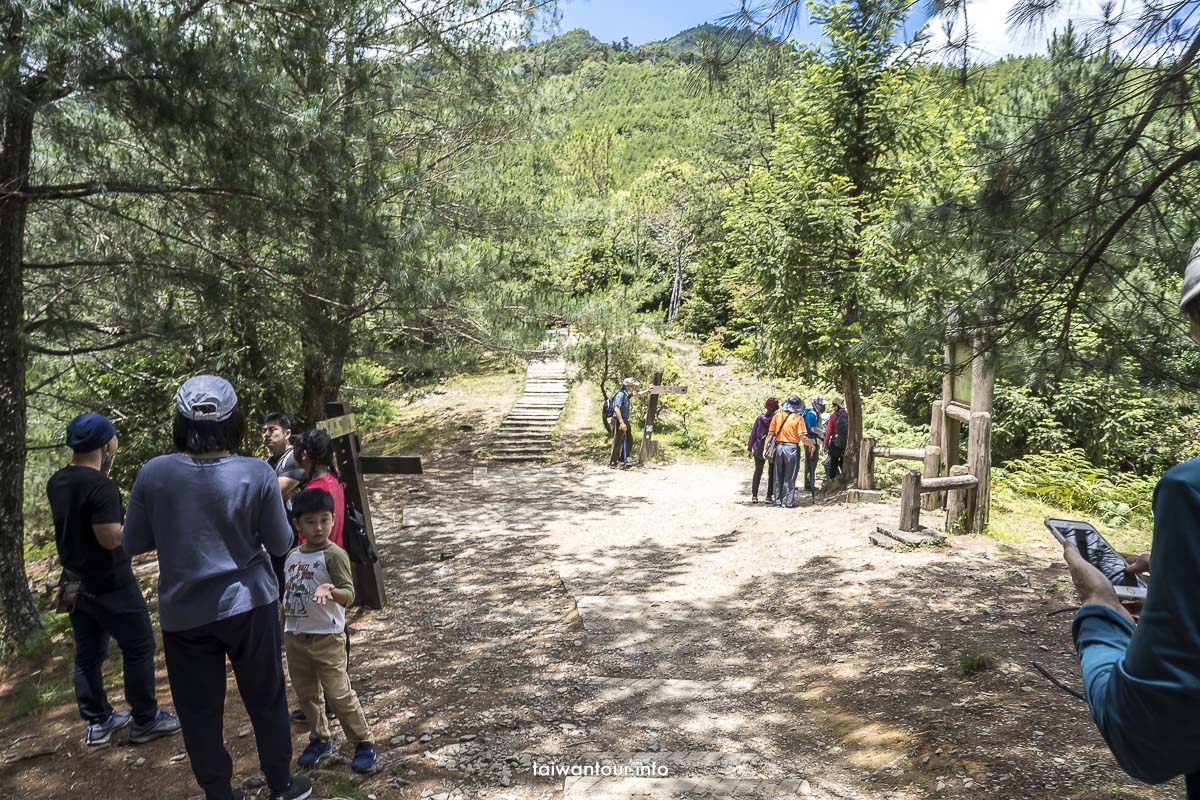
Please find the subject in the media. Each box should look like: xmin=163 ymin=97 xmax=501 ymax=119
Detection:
xmin=1045 ymin=518 xmax=1148 ymax=599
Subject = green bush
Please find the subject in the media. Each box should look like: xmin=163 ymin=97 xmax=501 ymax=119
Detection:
xmin=993 ymin=448 xmax=1156 ymax=528
xmin=993 ymin=378 xmax=1200 ymax=475
xmin=862 ymin=395 xmax=929 ymax=492
xmin=699 ymin=329 xmax=728 ymax=365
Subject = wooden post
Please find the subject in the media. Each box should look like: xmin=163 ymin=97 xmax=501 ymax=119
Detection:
xmin=921 ymin=444 xmax=943 ymax=512
xmin=971 ymin=331 xmax=996 ymax=417
xmin=941 ymin=345 xmax=961 ymax=474
xmin=966 ymin=411 xmax=993 ymax=534
xmin=326 ymin=401 xmax=387 ymax=609
xmin=899 ymin=469 xmax=921 ymax=532
xmin=858 ymin=437 xmax=876 ymax=490
xmin=945 ymin=464 xmax=969 ymax=533
xmin=639 ymin=370 xmax=664 ymax=464
xmin=924 ymin=399 xmax=946 ymax=512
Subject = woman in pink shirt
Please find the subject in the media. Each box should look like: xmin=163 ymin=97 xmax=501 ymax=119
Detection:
xmin=293 ymin=429 xmax=345 ymax=548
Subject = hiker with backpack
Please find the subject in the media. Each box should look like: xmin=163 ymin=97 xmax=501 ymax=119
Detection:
xmin=824 ymin=397 xmax=849 ymax=479
xmin=607 ymin=377 xmax=648 ymax=469
xmin=803 ymin=396 xmax=825 ymax=494
xmin=747 ymin=397 xmax=779 ymax=503
xmin=765 ymin=396 xmax=806 ymax=508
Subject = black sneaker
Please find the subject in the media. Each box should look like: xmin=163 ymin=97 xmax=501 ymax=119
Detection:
xmin=129 ymin=709 xmax=182 ymax=744
xmin=290 ymin=709 xmax=307 ymax=724
xmin=270 ymin=775 xmax=312 ymax=800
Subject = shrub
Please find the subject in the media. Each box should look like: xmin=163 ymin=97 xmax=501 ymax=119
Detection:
xmin=993 ymin=448 xmax=1156 ymax=528
xmin=699 ymin=329 xmax=728 ymax=365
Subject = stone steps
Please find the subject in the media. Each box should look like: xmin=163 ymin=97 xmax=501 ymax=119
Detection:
xmin=492 ymin=341 xmax=568 ymax=462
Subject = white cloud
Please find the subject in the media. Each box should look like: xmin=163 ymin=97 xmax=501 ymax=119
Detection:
xmin=924 ymin=0 xmax=1155 ymax=62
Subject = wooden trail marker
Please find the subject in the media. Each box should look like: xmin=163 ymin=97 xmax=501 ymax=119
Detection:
xmin=319 ymin=401 xmax=423 ymax=610
xmin=639 ymin=370 xmax=685 ymax=464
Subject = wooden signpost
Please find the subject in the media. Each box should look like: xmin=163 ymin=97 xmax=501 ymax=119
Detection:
xmin=318 ymin=401 xmax=422 ymax=609
xmin=638 ymin=371 xmax=687 ymax=464
xmin=856 ymin=313 xmax=996 ymax=536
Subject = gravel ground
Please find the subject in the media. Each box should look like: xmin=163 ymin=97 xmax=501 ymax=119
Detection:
xmin=0 ymin=435 xmax=1179 ymax=800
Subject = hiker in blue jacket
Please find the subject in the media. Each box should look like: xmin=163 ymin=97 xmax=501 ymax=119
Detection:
xmin=1066 ymin=237 xmax=1200 ymax=797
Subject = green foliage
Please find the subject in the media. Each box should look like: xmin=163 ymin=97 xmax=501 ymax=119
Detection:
xmin=566 ymin=290 xmax=662 ymax=404
xmin=993 ymin=380 xmax=1200 ymax=475
xmin=862 ymin=395 xmax=929 ymax=491
xmin=699 ymin=330 xmax=728 ymax=365
xmin=994 ymin=450 xmax=1156 ymax=529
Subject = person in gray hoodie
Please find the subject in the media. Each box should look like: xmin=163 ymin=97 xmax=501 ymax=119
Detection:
xmin=122 ymin=376 xmax=312 ymax=800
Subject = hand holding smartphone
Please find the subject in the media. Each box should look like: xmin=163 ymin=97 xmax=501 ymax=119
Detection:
xmin=1045 ymin=518 xmax=1148 ymax=600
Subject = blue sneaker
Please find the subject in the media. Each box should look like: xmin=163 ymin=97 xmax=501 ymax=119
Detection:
xmin=85 ymin=711 xmax=131 ymax=745
xmin=351 ymin=742 xmax=376 ymax=773
xmin=297 ymin=739 xmax=332 ymax=768
xmin=129 ymin=709 xmax=182 ymax=744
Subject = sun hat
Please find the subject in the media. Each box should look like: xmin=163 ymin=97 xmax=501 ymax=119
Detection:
xmin=812 ymin=395 xmax=826 ymax=408
xmin=65 ymin=413 xmax=116 ymax=453
xmin=764 ymin=397 xmax=779 ymax=411
xmin=1182 ymin=238 xmax=1200 ymax=310
xmin=176 ymin=375 xmax=238 ymax=422
xmin=782 ymin=395 xmax=804 ymax=413
xmin=832 ymin=396 xmax=845 ymax=407
xmin=622 ymin=377 xmax=640 ymax=387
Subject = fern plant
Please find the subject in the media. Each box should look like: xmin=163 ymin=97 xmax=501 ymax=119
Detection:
xmin=994 ymin=449 xmax=1155 ymax=529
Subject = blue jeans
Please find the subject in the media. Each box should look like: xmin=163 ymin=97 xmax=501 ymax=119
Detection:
xmin=774 ymin=443 xmax=800 ymax=507
xmin=70 ymin=579 xmax=160 ymax=726
xmin=804 ymin=440 xmax=819 ymax=491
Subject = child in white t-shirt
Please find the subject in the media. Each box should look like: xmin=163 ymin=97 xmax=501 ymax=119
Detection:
xmin=283 ymin=489 xmax=375 ymax=773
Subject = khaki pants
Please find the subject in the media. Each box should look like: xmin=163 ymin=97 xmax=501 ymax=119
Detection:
xmin=284 ymin=631 xmax=372 ymax=744
xmin=610 ymin=424 xmax=630 ymax=466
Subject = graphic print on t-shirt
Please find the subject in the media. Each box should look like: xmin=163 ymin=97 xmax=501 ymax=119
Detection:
xmin=283 ymin=558 xmax=317 ymax=617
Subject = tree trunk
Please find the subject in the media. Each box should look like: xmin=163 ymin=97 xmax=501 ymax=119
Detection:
xmin=667 ymin=256 xmax=684 ymax=323
xmin=301 ymin=333 xmax=330 ymax=426
xmin=0 ymin=103 xmax=43 ymax=652
xmin=840 ymin=362 xmax=864 ymax=483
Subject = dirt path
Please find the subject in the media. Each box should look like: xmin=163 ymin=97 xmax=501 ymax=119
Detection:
xmin=1 ymin=408 xmax=1178 ymax=799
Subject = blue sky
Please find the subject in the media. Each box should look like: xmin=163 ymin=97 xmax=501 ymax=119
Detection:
xmin=538 ymin=0 xmax=1098 ymax=60
xmin=539 ymin=0 xmax=938 ymax=48
xmin=543 ymin=0 xmax=811 ymax=46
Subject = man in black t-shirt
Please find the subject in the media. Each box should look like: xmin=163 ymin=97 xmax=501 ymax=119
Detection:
xmin=46 ymin=414 xmax=180 ymax=746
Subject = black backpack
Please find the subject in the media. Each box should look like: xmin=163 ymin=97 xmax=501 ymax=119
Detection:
xmin=603 ymin=394 xmax=615 ymax=421
xmin=342 ymin=501 xmax=378 ymax=565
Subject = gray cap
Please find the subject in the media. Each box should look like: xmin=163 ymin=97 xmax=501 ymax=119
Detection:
xmin=1181 ymin=238 xmax=1200 ymax=310
xmin=176 ymin=375 xmax=238 ymax=421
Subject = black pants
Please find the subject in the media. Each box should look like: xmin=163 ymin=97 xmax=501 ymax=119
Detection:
xmin=70 ymin=580 xmax=159 ymax=726
xmin=163 ymin=603 xmax=293 ymax=800
xmin=826 ymin=445 xmax=844 ymax=479
xmin=752 ymin=452 xmax=775 ymax=498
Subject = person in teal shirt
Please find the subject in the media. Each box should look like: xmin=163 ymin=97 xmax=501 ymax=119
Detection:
xmin=1066 ymin=238 xmax=1200 ymax=797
